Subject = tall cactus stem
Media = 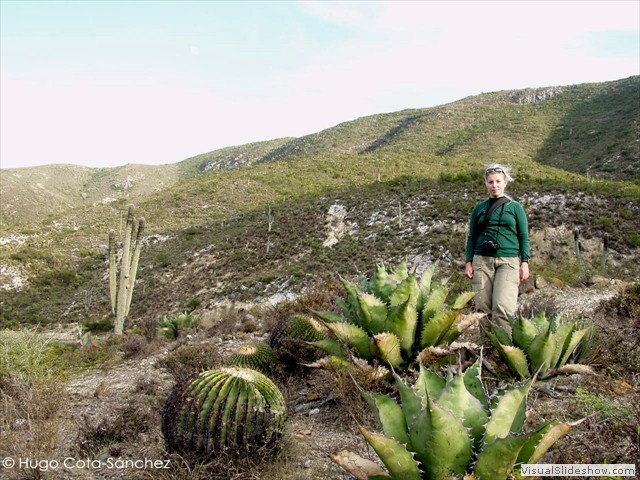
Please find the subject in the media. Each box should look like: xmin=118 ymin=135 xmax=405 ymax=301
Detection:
xmin=111 ymin=205 xmax=144 ymax=335
xmin=125 ymin=217 xmax=145 ymax=317
xmin=108 ymin=230 xmax=117 ymax=315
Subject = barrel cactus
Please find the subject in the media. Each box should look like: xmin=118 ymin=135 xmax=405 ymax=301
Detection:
xmin=332 ymin=360 xmax=583 ymax=480
xmin=487 ymin=311 xmax=595 ymax=379
xmin=269 ymin=314 xmax=331 ymax=366
xmin=312 ymin=261 xmax=480 ymax=370
xmin=162 ymin=367 xmax=287 ymax=457
xmin=269 ymin=314 xmax=329 ymax=347
xmin=228 ymin=342 xmax=276 ymax=374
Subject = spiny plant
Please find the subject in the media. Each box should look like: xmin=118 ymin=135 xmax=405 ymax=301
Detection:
xmin=333 ymin=359 xmax=583 ymax=480
xmin=312 ymin=261 xmax=480 ymax=370
xmin=162 ymin=367 xmax=287 ymax=457
xmin=109 ymin=205 xmax=145 ymax=335
xmin=269 ymin=314 xmax=330 ymax=347
xmin=486 ymin=311 xmax=595 ymax=379
xmin=157 ymin=311 xmax=199 ymax=340
xmin=268 ymin=314 xmax=332 ymax=366
xmin=228 ymin=342 xmax=276 ymax=374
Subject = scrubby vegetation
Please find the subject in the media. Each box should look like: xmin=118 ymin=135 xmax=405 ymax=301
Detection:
xmin=0 ymin=77 xmax=638 ymax=478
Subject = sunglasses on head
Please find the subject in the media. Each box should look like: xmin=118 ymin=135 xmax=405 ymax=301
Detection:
xmin=485 ymin=167 xmax=504 ymax=174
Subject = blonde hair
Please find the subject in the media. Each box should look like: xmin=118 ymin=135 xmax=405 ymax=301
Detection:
xmin=484 ymin=163 xmax=514 ymax=183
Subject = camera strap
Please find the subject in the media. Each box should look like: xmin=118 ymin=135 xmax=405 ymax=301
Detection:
xmin=479 ymin=196 xmax=510 ymax=236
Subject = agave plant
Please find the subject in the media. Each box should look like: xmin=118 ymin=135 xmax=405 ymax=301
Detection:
xmin=332 ymin=360 xmax=583 ymax=480
xmin=228 ymin=342 xmax=276 ymax=374
xmin=486 ymin=312 xmax=595 ymax=379
xmin=162 ymin=366 xmax=286 ymax=457
xmin=312 ymin=261 xmax=481 ymax=370
xmin=157 ymin=311 xmax=199 ymax=339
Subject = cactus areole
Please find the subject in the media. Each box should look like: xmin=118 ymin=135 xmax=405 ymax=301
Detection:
xmin=162 ymin=367 xmax=287 ymax=457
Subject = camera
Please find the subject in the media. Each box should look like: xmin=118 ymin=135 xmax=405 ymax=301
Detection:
xmin=481 ymin=239 xmax=499 ymax=254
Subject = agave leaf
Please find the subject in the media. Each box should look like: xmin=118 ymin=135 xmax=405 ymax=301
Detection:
xmin=339 ymin=276 xmax=364 ymax=325
xmin=311 ymin=338 xmax=349 ymax=358
xmin=386 ymin=301 xmax=418 ymax=356
xmin=512 ymin=316 xmax=542 ymax=351
xmin=372 ymin=333 xmax=404 ymax=370
xmin=393 ymin=370 xmax=423 ymax=428
xmin=409 ymin=395 xmax=473 ymax=480
xmin=528 ymin=329 xmax=557 ymax=378
xmin=545 ymin=364 xmax=596 ymax=377
xmin=330 ymin=449 xmax=392 ymax=480
xmin=363 ymin=391 xmax=411 ymax=447
xmin=549 ymin=321 xmax=575 ymax=368
xmin=326 ymin=322 xmax=373 ymax=360
xmin=417 ymin=264 xmax=436 ymax=313
xmin=358 ymin=293 xmax=388 ymax=335
xmin=304 ymin=355 xmax=351 ymax=369
xmin=369 ymin=263 xmax=395 ymax=304
xmin=462 ymin=359 xmax=489 ymax=410
xmin=519 ymin=418 xmax=585 ymax=465
xmin=558 ymin=327 xmax=593 ymax=368
xmin=530 ymin=311 xmax=549 ymax=334
xmin=488 ymin=338 xmax=530 ymax=380
xmin=414 ymin=364 xmax=446 ymax=401
xmin=549 ymin=313 xmax=562 ymax=333
xmin=421 ymin=286 xmax=449 ymax=324
xmin=451 ymin=291 xmax=477 ymax=310
xmin=360 ymin=427 xmax=421 ymax=480
xmin=390 ymin=274 xmax=420 ymax=308
xmin=474 ymin=434 xmax=531 ymax=480
xmin=311 ymin=310 xmax=343 ymax=324
xmin=392 ymin=259 xmax=410 ymax=284
xmin=484 ymin=379 xmax=533 ymax=444
xmin=436 ymin=373 xmax=488 ymax=449
xmin=421 ymin=310 xmax=460 ymax=347
xmin=440 ymin=312 xmax=484 ymax=345
xmin=490 ymin=324 xmax=513 ymax=347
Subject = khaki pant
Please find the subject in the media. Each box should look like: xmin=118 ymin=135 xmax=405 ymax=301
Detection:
xmin=472 ymin=255 xmax=520 ymax=328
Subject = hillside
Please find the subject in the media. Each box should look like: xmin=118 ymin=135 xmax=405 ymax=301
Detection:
xmin=0 ymin=77 xmax=639 ymax=480
xmin=1 ymin=77 xmax=639 ymax=327
xmin=2 ymin=76 xmax=638 ymax=228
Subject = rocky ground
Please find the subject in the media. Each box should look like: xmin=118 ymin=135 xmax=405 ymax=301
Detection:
xmin=1 ymin=279 xmax=638 ymax=480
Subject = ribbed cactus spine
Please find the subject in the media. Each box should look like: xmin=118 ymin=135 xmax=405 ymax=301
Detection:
xmin=162 ymin=367 xmax=287 ymax=457
xmin=109 ymin=205 xmax=145 ymax=335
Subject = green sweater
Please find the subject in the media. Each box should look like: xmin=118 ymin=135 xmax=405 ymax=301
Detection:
xmin=466 ymin=197 xmax=531 ymax=263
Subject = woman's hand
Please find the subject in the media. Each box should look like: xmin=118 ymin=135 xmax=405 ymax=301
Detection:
xmin=520 ymin=262 xmax=530 ymax=282
xmin=465 ymin=261 xmax=474 ymax=279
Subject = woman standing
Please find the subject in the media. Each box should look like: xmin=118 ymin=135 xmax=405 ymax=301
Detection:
xmin=465 ymin=164 xmax=530 ymax=327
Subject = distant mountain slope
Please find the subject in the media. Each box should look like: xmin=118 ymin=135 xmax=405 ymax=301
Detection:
xmin=2 ymin=76 xmax=638 ymax=228
xmin=0 ymin=139 xmax=291 ymax=226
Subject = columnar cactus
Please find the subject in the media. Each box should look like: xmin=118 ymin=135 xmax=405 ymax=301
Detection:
xmin=313 ymin=261 xmax=480 ymax=370
xmin=228 ymin=342 xmax=276 ymax=374
xmin=332 ymin=360 xmax=583 ymax=480
xmin=487 ymin=311 xmax=595 ymax=379
xmin=162 ymin=367 xmax=287 ymax=457
xmin=109 ymin=205 xmax=145 ymax=335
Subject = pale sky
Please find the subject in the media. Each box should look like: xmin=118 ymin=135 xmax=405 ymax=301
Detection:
xmin=1 ymin=0 xmax=638 ymax=169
